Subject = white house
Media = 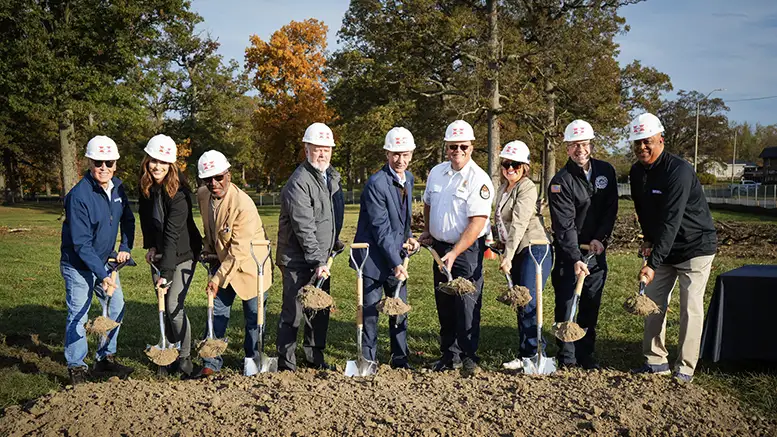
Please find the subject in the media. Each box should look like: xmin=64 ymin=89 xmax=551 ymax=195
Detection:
xmin=707 ymin=159 xmax=755 ymax=180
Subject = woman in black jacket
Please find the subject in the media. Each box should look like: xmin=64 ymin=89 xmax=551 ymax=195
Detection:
xmin=138 ymin=134 xmax=203 ymax=377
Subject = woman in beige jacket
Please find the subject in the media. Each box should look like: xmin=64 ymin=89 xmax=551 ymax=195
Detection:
xmin=493 ymin=141 xmax=553 ymax=370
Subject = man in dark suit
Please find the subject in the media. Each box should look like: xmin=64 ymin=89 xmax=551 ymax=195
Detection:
xmin=351 ymin=127 xmax=420 ymax=369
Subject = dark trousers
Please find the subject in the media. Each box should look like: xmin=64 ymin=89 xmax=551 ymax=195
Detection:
xmin=552 ymin=251 xmax=608 ymax=365
xmin=432 ymin=237 xmax=485 ymax=364
xmin=276 ymin=266 xmax=330 ymax=370
xmin=362 ymin=275 xmax=409 ymax=365
xmin=509 ymin=245 xmax=553 ymax=357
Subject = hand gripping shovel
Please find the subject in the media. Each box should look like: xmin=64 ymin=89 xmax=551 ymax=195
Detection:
xmin=145 ymin=262 xmax=179 ymax=366
xmin=487 ymin=244 xmax=532 ymax=310
xmin=88 ymin=255 xmax=137 ymax=343
xmin=345 ymin=243 xmax=378 ymax=377
xmin=522 ymin=240 xmax=556 ymax=375
xmin=551 ymin=244 xmax=595 ymax=343
xmin=245 ymin=239 xmax=278 ymax=376
xmin=197 ymin=254 xmax=228 ymax=359
xmin=623 ymin=255 xmax=660 ymax=316
xmin=422 ymin=244 xmax=476 ymax=295
xmin=377 ymin=243 xmax=415 ymax=318
xmin=297 ymin=242 xmax=345 ymax=311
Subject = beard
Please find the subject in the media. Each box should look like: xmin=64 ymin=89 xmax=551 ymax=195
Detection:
xmin=307 ymin=157 xmax=330 ymax=173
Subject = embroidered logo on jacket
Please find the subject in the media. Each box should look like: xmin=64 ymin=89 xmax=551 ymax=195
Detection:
xmin=595 ymin=175 xmax=608 ymax=189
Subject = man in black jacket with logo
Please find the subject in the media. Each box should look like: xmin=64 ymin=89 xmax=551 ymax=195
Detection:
xmin=628 ymin=113 xmax=716 ymax=383
xmin=548 ymin=120 xmax=618 ymax=371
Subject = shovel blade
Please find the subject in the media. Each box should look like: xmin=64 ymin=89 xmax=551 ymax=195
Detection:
xmin=344 ymin=358 xmax=378 ymax=377
xmin=244 ymin=357 xmax=259 ymax=376
xmin=258 ymin=355 xmax=278 ymax=373
xmin=522 ymin=354 xmax=557 ymax=375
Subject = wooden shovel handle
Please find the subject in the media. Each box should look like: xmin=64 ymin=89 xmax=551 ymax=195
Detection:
xmin=579 ymin=244 xmax=591 ymax=251
xmin=105 ymin=271 xmax=118 ymax=297
xmin=351 ymin=243 xmax=369 ymax=249
xmin=426 ymin=247 xmax=446 ymax=270
xmin=574 ymin=272 xmax=586 ymax=297
xmin=157 ymin=286 xmax=166 ymax=312
xmin=251 ymin=239 xmax=271 ymax=247
xmin=207 ymin=293 xmax=214 ymax=309
xmin=639 ymin=257 xmax=649 ymax=284
xmin=356 ymin=275 xmax=363 ymax=327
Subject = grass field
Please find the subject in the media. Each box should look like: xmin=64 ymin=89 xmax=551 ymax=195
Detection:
xmin=0 ymin=200 xmax=775 ymax=418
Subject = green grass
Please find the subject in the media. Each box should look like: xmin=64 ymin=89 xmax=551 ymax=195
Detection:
xmin=0 ymin=202 xmax=776 ymax=418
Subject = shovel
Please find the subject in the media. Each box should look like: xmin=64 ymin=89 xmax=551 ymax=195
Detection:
xmin=145 ymin=262 xmax=178 ymax=366
xmin=422 ymin=244 xmax=476 ymax=295
xmin=623 ymin=255 xmax=661 ymax=316
xmin=196 ymin=254 xmax=228 ymax=359
xmin=522 ymin=239 xmax=556 ymax=375
xmin=88 ymin=255 xmax=136 ymax=340
xmin=551 ymin=244 xmax=595 ymax=343
xmin=377 ymin=243 xmax=415 ymax=318
xmin=487 ymin=244 xmax=532 ymax=309
xmin=345 ymin=243 xmax=378 ymax=377
xmin=298 ymin=242 xmax=345 ymax=311
xmin=245 ymin=239 xmax=278 ymax=376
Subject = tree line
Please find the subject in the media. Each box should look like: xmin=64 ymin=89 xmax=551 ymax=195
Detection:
xmin=1 ymin=0 xmax=775 ymax=203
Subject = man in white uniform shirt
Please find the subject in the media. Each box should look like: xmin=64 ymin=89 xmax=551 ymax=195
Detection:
xmin=419 ymin=120 xmax=494 ymax=375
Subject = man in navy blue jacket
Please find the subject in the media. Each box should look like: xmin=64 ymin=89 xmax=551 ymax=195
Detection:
xmin=351 ymin=127 xmax=420 ymax=369
xmin=60 ymin=136 xmax=135 ymax=385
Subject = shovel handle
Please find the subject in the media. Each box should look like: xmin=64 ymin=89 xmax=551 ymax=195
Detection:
xmin=356 ymin=273 xmax=363 ymax=328
xmin=207 ymin=293 xmax=214 ymax=309
xmin=425 ymin=246 xmax=451 ymax=279
xmin=157 ymin=287 xmax=166 ymax=312
xmin=351 ymin=242 xmax=369 ymax=249
xmin=580 ymin=244 xmax=591 ymax=251
xmin=252 ymin=239 xmax=271 ymax=247
xmin=105 ymin=270 xmax=118 ymax=297
xmin=574 ymin=272 xmax=586 ymax=297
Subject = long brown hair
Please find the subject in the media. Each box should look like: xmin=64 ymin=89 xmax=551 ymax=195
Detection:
xmin=140 ymin=155 xmax=180 ymax=199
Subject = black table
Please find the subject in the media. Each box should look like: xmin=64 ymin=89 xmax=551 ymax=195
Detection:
xmin=701 ymin=264 xmax=777 ymax=363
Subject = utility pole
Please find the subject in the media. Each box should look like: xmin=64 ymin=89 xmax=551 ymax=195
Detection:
xmin=731 ymin=129 xmax=737 ymax=184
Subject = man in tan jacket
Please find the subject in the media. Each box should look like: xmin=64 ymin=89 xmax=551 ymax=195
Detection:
xmin=195 ymin=150 xmax=272 ymax=377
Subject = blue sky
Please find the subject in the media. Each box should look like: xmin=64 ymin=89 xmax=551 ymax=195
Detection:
xmin=191 ymin=0 xmax=777 ymax=126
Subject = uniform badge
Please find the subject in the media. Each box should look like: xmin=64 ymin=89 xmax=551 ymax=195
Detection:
xmin=595 ymin=175 xmax=608 ymax=189
xmin=550 ymin=184 xmax=561 ymax=193
xmin=480 ymin=184 xmax=491 ymax=199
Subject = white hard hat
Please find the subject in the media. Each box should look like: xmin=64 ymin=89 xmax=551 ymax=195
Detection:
xmin=383 ymin=127 xmax=416 ymax=152
xmin=628 ymin=112 xmax=664 ymax=141
xmin=444 ymin=120 xmax=475 ymax=142
xmin=564 ymin=120 xmax=595 ymax=142
xmin=499 ymin=141 xmax=530 ymax=164
xmin=85 ymin=136 xmax=120 ymax=160
xmin=144 ymin=134 xmax=177 ymax=164
xmin=197 ymin=150 xmax=231 ymax=179
xmin=302 ymin=122 xmax=335 ymax=147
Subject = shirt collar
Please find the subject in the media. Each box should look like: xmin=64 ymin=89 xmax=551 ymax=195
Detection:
xmin=444 ymin=159 xmax=474 ymax=176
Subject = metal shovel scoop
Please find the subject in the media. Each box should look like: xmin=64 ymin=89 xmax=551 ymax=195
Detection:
xmin=522 ymin=240 xmax=556 ymax=375
xmin=345 ymin=243 xmax=378 ymax=377
xmin=197 ymin=254 xmax=228 ymax=359
xmin=145 ymin=262 xmax=178 ymax=366
xmin=245 ymin=239 xmax=278 ymax=376
xmin=378 ymin=243 xmax=416 ymax=319
xmin=552 ymin=244 xmax=595 ymax=343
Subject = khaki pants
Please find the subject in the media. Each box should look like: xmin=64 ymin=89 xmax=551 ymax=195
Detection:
xmin=643 ymin=254 xmax=715 ymax=376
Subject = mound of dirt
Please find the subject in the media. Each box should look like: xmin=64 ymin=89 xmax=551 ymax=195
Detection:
xmin=439 ymin=277 xmax=476 ymax=295
xmin=198 ymin=338 xmax=228 ymax=359
xmin=145 ymin=347 xmax=178 ymax=366
xmin=1 ymin=369 xmax=774 ymax=436
xmin=377 ymin=297 xmax=411 ymax=316
xmin=623 ymin=294 xmax=661 ymax=316
xmin=297 ymin=285 xmax=334 ymax=310
xmin=85 ymin=316 xmax=119 ymax=335
xmin=551 ymin=321 xmax=586 ymax=342
xmin=496 ymin=285 xmax=532 ymax=310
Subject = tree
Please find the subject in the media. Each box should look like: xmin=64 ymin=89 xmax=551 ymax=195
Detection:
xmin=245 ymin=19 xmax=334 ymax=186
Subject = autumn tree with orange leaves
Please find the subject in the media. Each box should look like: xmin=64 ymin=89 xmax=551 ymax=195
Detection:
xmin=245 ymin=19 xmax=334 ymax=186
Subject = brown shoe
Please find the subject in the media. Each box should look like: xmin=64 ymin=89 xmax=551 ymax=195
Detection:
xmin=197 ymin=367 xmax=216 ymax=378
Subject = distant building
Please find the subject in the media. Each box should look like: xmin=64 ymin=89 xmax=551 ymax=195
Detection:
xmin=758 ymin=146 xmax=777 ymax=184
xmin=707 ymin=159 xmax=756 ymax=180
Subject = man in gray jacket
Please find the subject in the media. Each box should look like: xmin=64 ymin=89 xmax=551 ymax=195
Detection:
xmin=276 ymin=122 xmax=343 ymax=371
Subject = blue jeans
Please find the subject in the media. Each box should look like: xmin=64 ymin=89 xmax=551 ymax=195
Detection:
xmin=201 ymin=284 xmax=267 ymax=372
xmin=61 ymin=262 xmax=125 ymax=368
xmin=510 ymin=244 xmax=553 ymax=357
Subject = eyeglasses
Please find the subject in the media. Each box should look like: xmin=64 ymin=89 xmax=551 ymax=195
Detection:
xmin=203 ymin=173 xmax=227 ymax=184
xmin=92 ymin=160 xmax=116 ymax=168
xmin=501 ymin=160 xmax=521 ymax=170
xmin=448 ymin=144 xmax=469 ymax=151
xmin=567 ymin=142 xmax=591 ymax=149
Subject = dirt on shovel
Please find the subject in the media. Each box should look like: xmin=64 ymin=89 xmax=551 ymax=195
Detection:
xmin=85 ymin=316 xmax=120 ymax=335
xmin=377 ymin=297 xmax=411 ymax=316
xmin=624 ymin=294 xmax=661 ymax=316
xmin=145 ymin=347 xmax=178 ymax=366
xmin=552 ymin=321 xmax=587 ymax=342
xmin=440 ymin=277 xmax=476 ymax=295
xmin=496 ymin=285 xmax=532 ymax=310
xmin=198 ymin=339 xmax=228 ymax=359
xmin=297 ymin=285 xmax=334 ymax=310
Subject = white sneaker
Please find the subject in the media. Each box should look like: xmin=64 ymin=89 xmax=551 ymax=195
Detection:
xmin=502 ymin=358 xmax=523 ymax=370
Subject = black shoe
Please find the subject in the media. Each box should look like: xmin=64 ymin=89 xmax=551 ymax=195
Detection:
xmin=557 ymin=361 xmax=578 ymax=370
xmin=157 ymin=365 xmax=169 ymax=378
xmin=93 ymin=355 xmax=134 ymax=377
xmin=306 ymin=361 xmax=336 ymax=371
xmin=432 ymin=359 xmax=462 ymax=372
xmin=68 ymin=367 xmax=89 ymax=385
xmin=580 ymin=360 xmax=601 ymax=371
xmin=460 ymin=358 xmax=481 ymax=376
xmin=177 ymin=356 xmax=194 ymax=377
xmin=390 ymin=362 xmax=415 ymax=370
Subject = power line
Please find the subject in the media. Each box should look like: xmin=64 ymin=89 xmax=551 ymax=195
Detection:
xmin=727 ymin=95 xmax=777 ymax=103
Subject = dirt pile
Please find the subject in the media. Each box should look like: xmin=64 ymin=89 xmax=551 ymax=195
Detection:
xmin=198 ymin=338 xmax=229 ymax=359
xmin=551 ymin=321 xmax=587 ymax=342
xmin=624 ymin=294 xmax=661 ymax=316
xmin=439 ymin=277 xmax=476 ymax=295
xmin=145 ymin=347 xmax=178 ymax=366
xmin=85 ymin=316 xmax=119 ymax=335
xmin=496 ymin=285 xmax=532 ymax=310
xmin=297 ymin=285 xmax=334 ymax=310
xmin=377 ymin=297 xmax=411 ymax=316
xmin=1 ymin=368 xmax=774 ymax=436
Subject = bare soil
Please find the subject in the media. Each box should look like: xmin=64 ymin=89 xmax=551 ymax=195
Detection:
xmin=84 ymin=316 xmax=119 ymax=335
xmin=377 ymin=297 xmax=411 ymax=316
xmin=198 ymin=338 xmax=229 ymax=359
xmin=551 ymin=321 xmax=587 ymax=343
xmin=624 ymin=294 xmax=661 ymax=316
xmin=145 ymin=346 xmax=179 ymax=366
xmin=297 ymin=285 xmax=334 ymax=310
xmin=496 ymin=285 xmax=533 ymax=310
xmin=439 ymin=277 xmax=476 ymax=295
xmin=1 ymin=368 xmax=774 ymax=436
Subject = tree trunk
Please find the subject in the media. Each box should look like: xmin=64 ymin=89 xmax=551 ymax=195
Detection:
xmin=45 ymin=182 xmax=52 ymax=197
xmin=59 ymin=109 xmax=78 ymax=194
xmin=3 ymin=148 xmax=16 ymax=204
xmin=486 ymin=0 xmax=501 ymax=189
xmin=541 ymin=80 xmax=557 ymax=202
